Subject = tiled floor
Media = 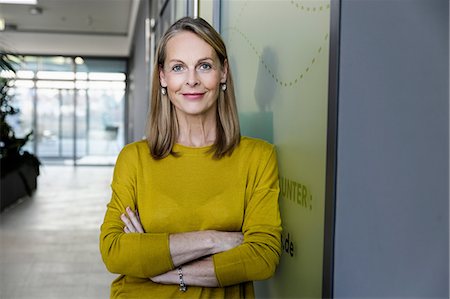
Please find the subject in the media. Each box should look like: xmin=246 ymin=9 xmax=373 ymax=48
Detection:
xmin=0 ymin=165 xmax=117 ymax=299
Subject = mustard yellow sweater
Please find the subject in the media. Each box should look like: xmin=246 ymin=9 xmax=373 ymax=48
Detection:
xmin=100 ymin=137 xmax=281 ymax=298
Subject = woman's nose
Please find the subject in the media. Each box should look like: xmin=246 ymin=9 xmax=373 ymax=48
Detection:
xmin=186 ymin=69 xmax=199 ymax=87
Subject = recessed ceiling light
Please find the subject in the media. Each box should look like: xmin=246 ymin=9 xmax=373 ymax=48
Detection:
xmin=0 ymin=0 xmax=38 ymax=4
xmin=74 ymin=57 xmax=85 ymax=65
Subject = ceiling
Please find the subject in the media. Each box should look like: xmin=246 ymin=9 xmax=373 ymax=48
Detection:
xmin=0 ymin=0 xmax=140 ymax=57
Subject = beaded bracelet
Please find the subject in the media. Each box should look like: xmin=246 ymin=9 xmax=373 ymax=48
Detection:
xmin=177 ymin=267 xmax=187 ymax=292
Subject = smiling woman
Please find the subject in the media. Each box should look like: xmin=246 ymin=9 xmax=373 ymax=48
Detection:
xmin=149 ymin=17 xmax=240 ymax=160
xmin=159 ymin=31 xmax=227 ymax=146
xmin=99 ymin=17 xmax=282 ymax=299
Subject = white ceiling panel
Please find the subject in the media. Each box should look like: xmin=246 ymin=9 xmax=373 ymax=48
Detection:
xmin=0 ymin=0 xmax=140 ymax=56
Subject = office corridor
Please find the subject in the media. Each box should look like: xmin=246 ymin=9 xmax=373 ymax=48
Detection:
xmin=0 ymin=166 xmax=117 ymax=299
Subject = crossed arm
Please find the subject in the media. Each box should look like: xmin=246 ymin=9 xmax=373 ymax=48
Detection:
xmin=120 ymin=206 xmax=243 ymax=287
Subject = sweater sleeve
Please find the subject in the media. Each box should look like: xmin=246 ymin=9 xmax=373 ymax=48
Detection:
xmin=213 ymin=145 xmax=282 ymax=286
xmin=99 ymin=144 xmax=174 ymax=278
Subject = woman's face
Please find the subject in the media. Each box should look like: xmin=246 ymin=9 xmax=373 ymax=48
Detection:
xmin=159 ymin=31 xmax=227 ymax=119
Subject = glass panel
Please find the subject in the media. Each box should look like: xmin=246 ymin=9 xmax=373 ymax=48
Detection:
xmin=36 ymin=89 xmax=60 ymax=157
xmin=38 ymin=56 xmax=73 ymax=72
xmin=79 ymin=58 xmax=127 ymax=73
xmin=86 ymin=89 xmax=124 ymax=156
xmin=220 ymin=1 xmax=331 ymax=298
xmin=7 ymin=55 xmax=126 ymax=165
xmin=22 ymin=56 xmax=38 ymax=73
xmin=60 ymin=89 xmax=74 ymax=158
xmin=75 ymin=90 xmax=87 ymax=158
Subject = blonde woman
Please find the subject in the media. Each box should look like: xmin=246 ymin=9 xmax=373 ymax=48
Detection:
xmin=100 ymin=17 xmax=281 ymax=298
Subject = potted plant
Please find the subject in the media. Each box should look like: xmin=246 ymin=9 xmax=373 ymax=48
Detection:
xmin=0 ymin=51 xmax=40 ymax=212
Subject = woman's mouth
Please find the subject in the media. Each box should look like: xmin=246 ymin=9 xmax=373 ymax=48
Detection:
xmin=182 ymin=92 xmax=205 ymax=100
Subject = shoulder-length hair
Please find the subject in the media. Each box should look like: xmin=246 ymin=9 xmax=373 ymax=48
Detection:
xmin=146 ymin=17 xmax=240 ymax=160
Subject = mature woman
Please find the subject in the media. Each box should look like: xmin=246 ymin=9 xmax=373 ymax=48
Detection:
xmin=100 ymin=17 xmax=281 ymax=298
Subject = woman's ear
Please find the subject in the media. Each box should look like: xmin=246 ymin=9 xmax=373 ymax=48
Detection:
xmin=159 ymin=65 xmax=167 ymax=87
xmin=221 ymin=59 xmax=228 ymax=83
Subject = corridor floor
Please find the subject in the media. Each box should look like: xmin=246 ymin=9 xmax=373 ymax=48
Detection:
xmin=0 ymin=166 xmax=117 ymax=299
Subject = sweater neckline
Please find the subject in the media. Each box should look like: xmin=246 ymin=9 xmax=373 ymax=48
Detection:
xmin=173 ymin=143 xmax=213 ymax=156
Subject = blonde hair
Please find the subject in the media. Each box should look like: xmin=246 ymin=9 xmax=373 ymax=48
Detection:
xmin=147 ymin=17 xmax=240 ymax=159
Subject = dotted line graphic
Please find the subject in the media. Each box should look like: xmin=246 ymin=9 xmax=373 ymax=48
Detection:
xmin=227 ymin=1 xmax=249 ymax=45
xmin=290 ymin=1 xmax=330 ymax=12
xmin=227 ymin=27 xmax=329 ymax=88
xmin=234 ymin=1 xmax=249 ymax=25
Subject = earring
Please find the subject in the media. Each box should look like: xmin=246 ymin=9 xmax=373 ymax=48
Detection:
xmin=161 ymin=87 xmax=167 ymax=95
xmin=221 ymin=83 xmax=227 ymax=91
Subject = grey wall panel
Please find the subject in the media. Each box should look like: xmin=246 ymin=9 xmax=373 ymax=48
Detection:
xmin=128 ymin=0 xmax=150 ymax=143
xmin=334 ymin=0 xmax=449 ymax=297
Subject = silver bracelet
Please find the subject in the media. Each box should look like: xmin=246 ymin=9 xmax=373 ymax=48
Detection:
xmin=177 ymin=267 xmax=187 ymax=292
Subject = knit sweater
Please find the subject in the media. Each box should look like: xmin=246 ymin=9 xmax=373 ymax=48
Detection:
xmin=100 ymin=137 xmax=282 ymax=298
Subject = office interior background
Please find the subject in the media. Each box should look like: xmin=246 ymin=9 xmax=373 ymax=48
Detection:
xmin=0 ymin=0 xmax=449 ymax=298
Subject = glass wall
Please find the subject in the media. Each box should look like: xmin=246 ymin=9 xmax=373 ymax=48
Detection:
xmin=220 ymin=1 xmax=332 ymax=298
xmin=4 ymin=56 xmax=127 ymax=165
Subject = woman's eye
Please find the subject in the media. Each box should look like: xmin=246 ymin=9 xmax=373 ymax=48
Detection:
xmin=172 ymin=65 xmax=184 ymax=72
xmin=198 ymin=63 xmax=212 ymax=71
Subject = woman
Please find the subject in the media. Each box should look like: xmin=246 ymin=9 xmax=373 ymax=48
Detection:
xmin=100 ymin=17 xmax=281 ymax=298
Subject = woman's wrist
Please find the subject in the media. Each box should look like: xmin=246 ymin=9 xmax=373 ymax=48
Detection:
xmin=204 ymin=230 xmax=222 ymax=254
xmin=177 ymin=267 xmax=187 ymax=292
xmin=168 ymin=230 xmax=217 ymax=266
xmin=150 ymin=257 xmax=218 ymax=288
xmin=209 ymin=230 xmax=244 ymax=254
xmin=167 ymin=230 xmax=243 ymax=267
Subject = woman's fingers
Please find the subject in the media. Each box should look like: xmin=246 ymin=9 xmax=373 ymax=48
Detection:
xmin=120 ymin=207 xmax=145 ymax=234
xmin=121 ymin=213 xmax=137 ymax=233
xmin=126 ymin=207 xmax=145 ymax=233
xmin=136 ymin=210 xmax=141 ymax=223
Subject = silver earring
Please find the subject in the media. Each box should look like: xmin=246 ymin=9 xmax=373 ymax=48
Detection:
xmin=161 ymin=87 xmax=167 ymax=95
xmin=221 ymin=83 xmax=227 ymax=91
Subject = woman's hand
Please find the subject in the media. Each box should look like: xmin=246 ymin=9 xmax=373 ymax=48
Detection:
xmin=121 ymin=206 xmax=145 ymax=233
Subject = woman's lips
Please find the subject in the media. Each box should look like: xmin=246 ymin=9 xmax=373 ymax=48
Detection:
xmin=182 ymin=92 xmax=205 ymax=100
